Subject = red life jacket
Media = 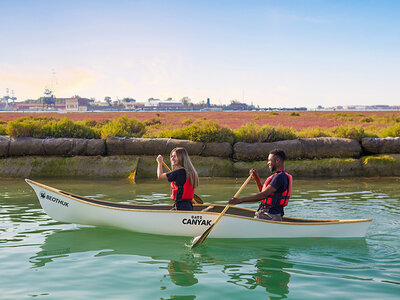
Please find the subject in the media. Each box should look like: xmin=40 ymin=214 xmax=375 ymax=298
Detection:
xmin=260 ymin=171 xmax=292 ymax=207
xmin=170 ymin=177 xmax=195 ymax=200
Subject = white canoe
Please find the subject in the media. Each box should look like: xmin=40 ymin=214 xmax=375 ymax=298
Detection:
xmin=26 ymin=179 xmax=372 ymax=239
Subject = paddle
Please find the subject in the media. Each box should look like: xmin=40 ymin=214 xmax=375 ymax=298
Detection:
xmin=128 ymin=158 xmax=140 ymax=184
xmin=161 ymin=161 xmax=203 ymax=204
xmin=191 ymin=174 xmax=253 ymax=248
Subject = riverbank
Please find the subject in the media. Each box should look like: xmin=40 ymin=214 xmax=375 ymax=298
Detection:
xmin=1 ymin=136 xmax=399 ymax=178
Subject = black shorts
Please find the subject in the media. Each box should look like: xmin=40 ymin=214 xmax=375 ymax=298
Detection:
xmin=174 ymin=199 xmax=193 ymax=211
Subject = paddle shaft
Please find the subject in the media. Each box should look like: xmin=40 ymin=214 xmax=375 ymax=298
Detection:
xmin=162 ymin=161 xmax=171 ymax=172
xmin=209 ymin=175 xmax=253 ymax=227
xmin=191 ymin=174 xmax=252 ymax=248
xmin=161 ymin=161 xmax=203 ymax=204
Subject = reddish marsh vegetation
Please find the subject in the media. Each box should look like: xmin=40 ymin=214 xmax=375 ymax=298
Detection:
xmin=1 ymin=111 xmax=398 ymax=129
xmin=1 ymin=111 xmax=399 ymax=141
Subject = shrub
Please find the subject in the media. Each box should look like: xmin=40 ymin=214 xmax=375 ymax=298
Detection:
xmin=158 ymin=120 xmax=234 ymax=143
xmin=180 ymin=118 xmax=193 ymax=125
xmin=6 ymin=117 xmax=99 ymax=138
xmin=100 ymin=115 xmax=146 ymax=138
xmin=81 ymin=119 xmax=110 ymax=128
xmin=360 ymin=117 xmax=374 ymax=123
xmin=382 ymin=124 xmax=400 ymax=137
xmin=234 ymin=123 xmax=296 ymax=143
xmin=0 ymin=125 xmax=6 ymax=135
xmin=144 ymin=118 xmax=162 ymax=126
xmin=7 ymin=117 xmax=51 ymax=138
xmin=332 ymin=125 xmax=368 ymax=141
xmin=296 ymin=127 xmax=331 ymax=138
xmin=41 ymin=118 xmax=100 ymax=139
xmin=289 ymin=112 xmax=300 ymax=117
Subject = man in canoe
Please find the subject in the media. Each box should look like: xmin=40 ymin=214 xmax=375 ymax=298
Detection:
xmin=157 ymin=147 xmax=199 ymax=211
xmin=229 ymin=149 xmax=292 ymax=221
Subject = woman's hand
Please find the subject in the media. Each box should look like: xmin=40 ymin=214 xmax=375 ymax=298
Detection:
xmin=156 ymin=155 xmax=164 ymax=164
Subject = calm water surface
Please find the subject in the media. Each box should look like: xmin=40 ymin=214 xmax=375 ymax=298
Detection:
xmin=1 ymin=177 xmax=399 ymax=299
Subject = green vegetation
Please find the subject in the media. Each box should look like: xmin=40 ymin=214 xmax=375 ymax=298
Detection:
xmin=158 ymin=120 xmax=235 ymax=143
xmin=100 ymin=116 xmax=146 ymax=138
xmin=332 ymin=125 xmax=369 ymax=141
xmin=360 ymin=117 xmax=374 ymax=123
xmin=382 ymin=123 xmax=400 ymax=138
xmin=296 ymin=127 xmax=330 ymax=138
xmin=1 ymin=114 xmax=400 ymax=142
xmin=362 ymin=155 xmax=397 ymax=165
xmin=233 ymin=123 xmax=296 ymax=143
xmin=0 ymin=125 xmax=6 ymax=135
xmin=7 ymin=117 xmax=100 ymax=139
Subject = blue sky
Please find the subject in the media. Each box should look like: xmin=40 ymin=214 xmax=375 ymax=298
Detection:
xmin=1 ymin=0 xmax=399 ymax=108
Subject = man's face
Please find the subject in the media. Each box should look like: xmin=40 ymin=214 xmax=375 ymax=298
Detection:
xmin=267 ymin=154 xmax=278 ymax=172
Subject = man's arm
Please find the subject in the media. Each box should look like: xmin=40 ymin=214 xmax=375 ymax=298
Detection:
xmin=250 ymin=168 xmax=263 ymax=192
xmin=229 ymin=185 xmax=277 ymax=205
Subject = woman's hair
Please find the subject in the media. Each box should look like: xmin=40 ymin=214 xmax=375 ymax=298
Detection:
xmin=170 ymin=147 xmax=199 ymax=188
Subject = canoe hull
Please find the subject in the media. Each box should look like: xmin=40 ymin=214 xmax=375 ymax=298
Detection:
xmin=26 ymin=179 xmax=372 ymax=239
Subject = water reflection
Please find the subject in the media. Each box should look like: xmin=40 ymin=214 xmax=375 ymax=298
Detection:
xmin=30 ymin=227 xmax=368 ymax=298
xmin=223 ymin=256 xmax=291 ymax=298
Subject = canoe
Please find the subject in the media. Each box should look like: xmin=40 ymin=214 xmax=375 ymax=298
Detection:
xmin=26 ymin=179 xmax=372 ymax=239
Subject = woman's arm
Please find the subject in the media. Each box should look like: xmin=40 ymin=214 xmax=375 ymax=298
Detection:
xmin=156 ymin=155 xmax=167 ymax=179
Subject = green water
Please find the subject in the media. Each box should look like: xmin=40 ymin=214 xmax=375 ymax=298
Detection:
xmin=1 ymin=177 xmax=399 ymax=299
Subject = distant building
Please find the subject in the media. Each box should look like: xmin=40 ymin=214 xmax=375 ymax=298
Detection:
xmin=123 ymin=102 xmax=145 ymax=110
xmin=65 ymin=98 xmax=90 ymax=111
xmin=12 ymin=102 xmax=64 ymax=111
xmin=226 ymin=102 xmax=251 ymax=110
xmin=158 ymin=101 xmax=183 ymax=107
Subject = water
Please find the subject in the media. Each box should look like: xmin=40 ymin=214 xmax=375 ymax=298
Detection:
xmin=1 ymin=177 xmax=399 ymax=299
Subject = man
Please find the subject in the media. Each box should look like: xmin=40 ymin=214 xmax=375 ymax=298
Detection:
xmin=228 ymin=149 xmax=292 ymax=221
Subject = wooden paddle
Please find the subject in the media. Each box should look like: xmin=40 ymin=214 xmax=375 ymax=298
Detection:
xmin=191 ymin=174 xmax=252 ymax=248
xmin=161 ymin=161 xmax=203 ymax=204
xmin=128 ymin=158 xmax=140 ymax=184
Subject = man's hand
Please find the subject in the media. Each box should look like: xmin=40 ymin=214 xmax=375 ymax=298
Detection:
xmin=228 ymin=197 xmax=242 ymax=205
xmin=250 ymin=168 xmax=259 ymax=178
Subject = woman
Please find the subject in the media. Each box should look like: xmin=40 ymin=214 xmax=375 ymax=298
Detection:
xmin=156 ymin=147 xmax=199 ymax=211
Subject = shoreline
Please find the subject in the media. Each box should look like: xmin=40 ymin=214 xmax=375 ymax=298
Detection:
xmin=1 ymin=136 xmax=399 ymax=178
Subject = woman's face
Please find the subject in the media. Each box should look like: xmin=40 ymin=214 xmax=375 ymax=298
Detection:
xmin=170 ymin=151 xmax=179 ymax=167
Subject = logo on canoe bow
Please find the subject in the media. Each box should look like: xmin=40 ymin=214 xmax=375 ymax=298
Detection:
xmin=40 ymin=191 xmax=69 ymax=207
xmin=182 ymin=215 xmax=212 ymax=226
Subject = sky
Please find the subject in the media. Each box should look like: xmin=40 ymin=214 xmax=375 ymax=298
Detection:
xmin=0 ymin=0 xmax=399 ymax=108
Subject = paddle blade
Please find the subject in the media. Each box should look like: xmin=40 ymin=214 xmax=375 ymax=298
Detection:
xmin=128 ymin=158 xmax=139 ymax=184
xmin=128 ymin=169 xmax=136 ymax=184
xmin=191 ymin=224 xmax=215 ymax=248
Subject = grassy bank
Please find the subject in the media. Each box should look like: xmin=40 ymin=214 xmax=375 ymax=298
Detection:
xmin=1 ymin=114 xmax=400 ymax=142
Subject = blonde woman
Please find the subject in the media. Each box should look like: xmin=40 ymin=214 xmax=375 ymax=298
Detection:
xmin=156 ymin=147 xmax=199 ymax=211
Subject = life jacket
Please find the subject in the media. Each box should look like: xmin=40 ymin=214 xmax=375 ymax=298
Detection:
xmin=170 ymin=177 xmax=195 ymax=201
xmin=260 ymin=171 xmax=292 ymax=207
